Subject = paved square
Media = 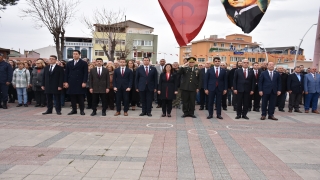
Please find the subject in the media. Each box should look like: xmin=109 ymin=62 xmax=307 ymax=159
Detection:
xmin=0 ymin=101 xmax=320 ymax=179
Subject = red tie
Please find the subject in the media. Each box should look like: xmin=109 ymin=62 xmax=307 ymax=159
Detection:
xmin=244 ymin=69 xmax=246 ymax=78
xmin=255 ymin=71 xmax=258 ymax=79
xmin=215 ymin=68 xmax=218 ymax=86
xmin=146 ymin=67 xmax=149 ymax=76
xmin=121 ymin=68 xmax=124 ymax=77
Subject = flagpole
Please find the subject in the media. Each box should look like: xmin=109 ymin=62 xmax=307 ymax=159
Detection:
xmin=294 ymin=23 xmax=317 ymax=68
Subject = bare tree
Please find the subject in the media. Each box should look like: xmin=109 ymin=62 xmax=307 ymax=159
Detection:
xmin=22 ymin=0 xmax=79 ymax=60
xmin=83 ymin=9 xmax=131 ymax=61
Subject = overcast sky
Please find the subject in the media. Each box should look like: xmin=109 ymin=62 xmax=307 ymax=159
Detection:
xmin=0 ymin=0 xmax=319 ymax=63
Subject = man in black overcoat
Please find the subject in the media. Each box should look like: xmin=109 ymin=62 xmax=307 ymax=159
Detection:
xmin=64 ymin=50 xmax=88 ymax=115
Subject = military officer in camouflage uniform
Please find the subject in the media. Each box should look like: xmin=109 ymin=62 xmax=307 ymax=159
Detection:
xmin=178 ymin=57 xmax=200 ymax=118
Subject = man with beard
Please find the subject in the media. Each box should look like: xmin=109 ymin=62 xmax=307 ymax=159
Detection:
xmin=228 ymin=60 xmax=242 ymax=111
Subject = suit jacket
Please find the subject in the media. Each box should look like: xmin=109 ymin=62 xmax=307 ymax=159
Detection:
xmin=258 ymin=70 xmax=281 ymax=94
xmin=226 ymin=5 xmax=263 ymax=33
xmin=204 ymin=67 xmax=228 ymax=92
xmin=279 ymin=73 xmax=288 ymax=93
xmin=252 ymin=69 xmax=262 ymax=87
xmin=158 ymin=72 xmax=177 ymax=100
xmin=178 ymin=66 xmax=200 ymax=91
xmin=304 ymin=73 xmax=320 ymax=93
xmin=228 ymin=68 xmax=237 ymax=88
xmin=64 ymin=59 xmax=88 ymax=94
xmin=42 ymin=65 xmax=64 ymax=94
xmin=198 ymin=68 xmax=210 ymax=89
xmin=89 ymin=67 xmax=110 ymax=93
xmin=155 ymin=65 xmax=165 ymax=83
xmin=233 ymin=68 xmax=255 ymax=92
xmin=287 ymin=73 xmax=304 ymax=94
xmin=135 ymin=66 xmax=158 ymax=91
xmin=113 ymin=67 xmax=133 ymax=90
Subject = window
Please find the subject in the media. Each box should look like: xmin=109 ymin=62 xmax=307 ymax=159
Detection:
xmin=198 ymin=58 xmax=205 ymax=62
xmin=258 ymin=58 xmax=265 ymax=62
xmin=208 ymin=57 xmax=213 ymax=62
xmin=81 ymin=49 xmax=88 ymax=58
xmin=67 ymin=48 xmax=73 ymax=59
xmin=95 ymin=39 xmax=108 ymax=44
xmin=95 ymin=50 xmax=105 ymax=56
xmin=248 ymin=58 xmax=255 ymax=62
xmin=236 ymin=38 xmax=244 ymax=40
xmin=221 ymin=56 xmax=226 ymax=62
xmin=221 ymin=44 xmax=225 ymax=48
xmin=144 ymin=41 xmax=153 ymax=46
xmin=133 ymin=40 xmax=142 ymax=46
xmin=277 ymin=59 xmax=281 ymax=63
xmin=230 ymin=57 xmax=245 ymax=62
xmin=238 ymin=44 xmax=241 ymax=49
xmin=213 ymin=43 xmax=217 ymax=47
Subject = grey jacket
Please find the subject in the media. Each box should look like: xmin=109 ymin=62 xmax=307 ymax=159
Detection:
xmin=12 ymin=68 xmax=30 ymax=88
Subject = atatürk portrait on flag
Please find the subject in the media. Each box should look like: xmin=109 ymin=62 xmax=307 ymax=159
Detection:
xmin=221 ymin=0 xmax=270 ymax=33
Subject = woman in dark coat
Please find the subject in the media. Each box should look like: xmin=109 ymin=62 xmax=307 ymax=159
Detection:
xmin=8 ymin=60 xmax=17 ymax=103
xmin=157 ymin=63 xmax=178 ymax=117
xmin=24 ymin=61 xmax=34 ymax=105
xmin=30 ymin=60 xmax=46 ymax=107
xmin=127 ymin=60 xmax=139 ymax=111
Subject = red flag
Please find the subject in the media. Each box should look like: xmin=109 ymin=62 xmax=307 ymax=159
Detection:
xmin=159 ymin=0 xmax=209 ymax=46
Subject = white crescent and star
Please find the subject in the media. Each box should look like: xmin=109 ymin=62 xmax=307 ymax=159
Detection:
xmin=170 ymin=2 xmax=195 ymax=25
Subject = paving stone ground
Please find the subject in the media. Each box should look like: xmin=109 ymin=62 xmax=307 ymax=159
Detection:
xmin=0 ymin=101 xmax=320 ymax=180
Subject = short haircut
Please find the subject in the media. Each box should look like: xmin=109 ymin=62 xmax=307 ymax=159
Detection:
xmin=73 ymin=50 xmax=81 ymax=55
xmin=50 ymin=55 xmax=57 ymax=60
xmin=213 ymin=57 xmax=221 ymax=61
xmin=253 ymin=62 xmax=259 ymax=65
xmin=120 ymin=57 xmax=126 ymax=61
xmin=96 ymin=58 xmax=103 ymax=61
xmin=294 ymin=66 xmax=300 ymax=70
xmin=143 ymin=57 xmax=150 ymax=61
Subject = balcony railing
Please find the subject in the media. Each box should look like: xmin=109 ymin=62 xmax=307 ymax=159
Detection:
xmin=65 ymin=42 xmax=93 ymax=47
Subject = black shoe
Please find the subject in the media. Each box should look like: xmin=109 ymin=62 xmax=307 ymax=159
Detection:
xmin=139 ymin=113 xmax=146 ymax=116
xmin=233 ymin=108 xmax=237 ymax=111
xmin=181 ymin=114 xmax=187 ymax=118
xmin=248 ymin=108 xmax=251 ymax=112
xmin=199 ymin=107 xmax=204 ymax=110
xmin=102 ymin=112 xmax=106 ymax=116
xmin=16 ymin=104 xmax=22 ymax=107
xmin=191 ymin=115 xmax=196 ymax=118
xmin=167 ymin=114 xmax=171 ymax=117
xmin=0 ymin=104 xmax=2 ymax=108
xmin=147 ymin=113 xmax=152 ymax=117
xmin=205 ymin=107 xmax=208 ymax=110
xmin=86 ymin=106 xmax=91 ymax=109
xmin=24 ymin=104 xmax=28 ymax=107
xmin=35 ymin=104 xmax=40 ymax=107
xmin=57 ymin=112 xmax=62 ymax=115
xmin=223 ymin=108 xmax=227 ymax=111
xmin=68 ymin=111 xmax=77 ymax=115
xmin=41 ymin=104 xmax=46 ymax=107
xmin=91 ymin=111 xmax=96 ymax=116
xmin=235 ymin=115 xmax=241 ymax=119
xmin=2 ymin=102 xmax=7 ymax=109
xmin=217 ymin=115 xmax=223 ymax=119
xmin=42 ymin=111 xmax=52 ymax=115
xmin=207 ymin=115 xmax=213 ymax=119
xmin=161 ymin=114 xmax=166 ymax=117
xmin=80 ymin=111 xmax=85 ymax=115
xmin=242 ymin=116 xmax=249 ymax=120
xmin=279 ymin=109 xmax=285 ymax=112
xmin=254 ymin=109 xmax=260 ymax=112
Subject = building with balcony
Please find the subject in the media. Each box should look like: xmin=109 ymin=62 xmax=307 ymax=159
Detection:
xmin=63 ymin=37 xmax=93 ymax=60
xmin=92 ymin=20 xmax=158 ymax=63
xmin=179 ymin=34 xmax=305 ymax=71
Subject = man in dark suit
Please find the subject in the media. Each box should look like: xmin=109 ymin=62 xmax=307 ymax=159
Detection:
xmin=228 ymin=61 xmax=242 ymax=111
xmin=233 ymin=59 xmax=254 ymax=120
xmin=258 ymin=62 xmax=282 ymax=120
xmin=199 ymin=61 xmax=211 ymax=110
xmin=287 ymin=66 xmax=304 ymax=113
xmin=178 ymin=57 xmax=200 ymax=118
xmin=249 ymin=62 xmax=262 ymax=112
xmin=135 ymin=57 xmax=158 ymax=117
xmin=41 ymin=55 xmax=64 ymax=115
xmin=155 ymin=59 xmax=166 ymax=108
xmin=0 ymin=53 xmax=13 ymax=109
xmin=113 ymin=58 xmax=133 ymax=116
xmin=204 ymin=57 xmax=227 ymax=119
xmin=64 ymin=50 xmax=88 ymax=115
xmin=89 ymin=58 xmax=110 ymax=116
xmin=221 ymin=62 xmax=230 ymax=110
xmin=276 ymin=66 xmax=288 ymax=112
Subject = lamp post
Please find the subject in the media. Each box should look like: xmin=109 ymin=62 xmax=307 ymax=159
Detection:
xmin=294 ymin=23 xmax=317 ymax=67
xmin=259 ymin=42 xmax=268 ymax=62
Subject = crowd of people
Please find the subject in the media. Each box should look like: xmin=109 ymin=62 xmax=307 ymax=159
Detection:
xmin=0 ymin=51 xmax=319 ymax=120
